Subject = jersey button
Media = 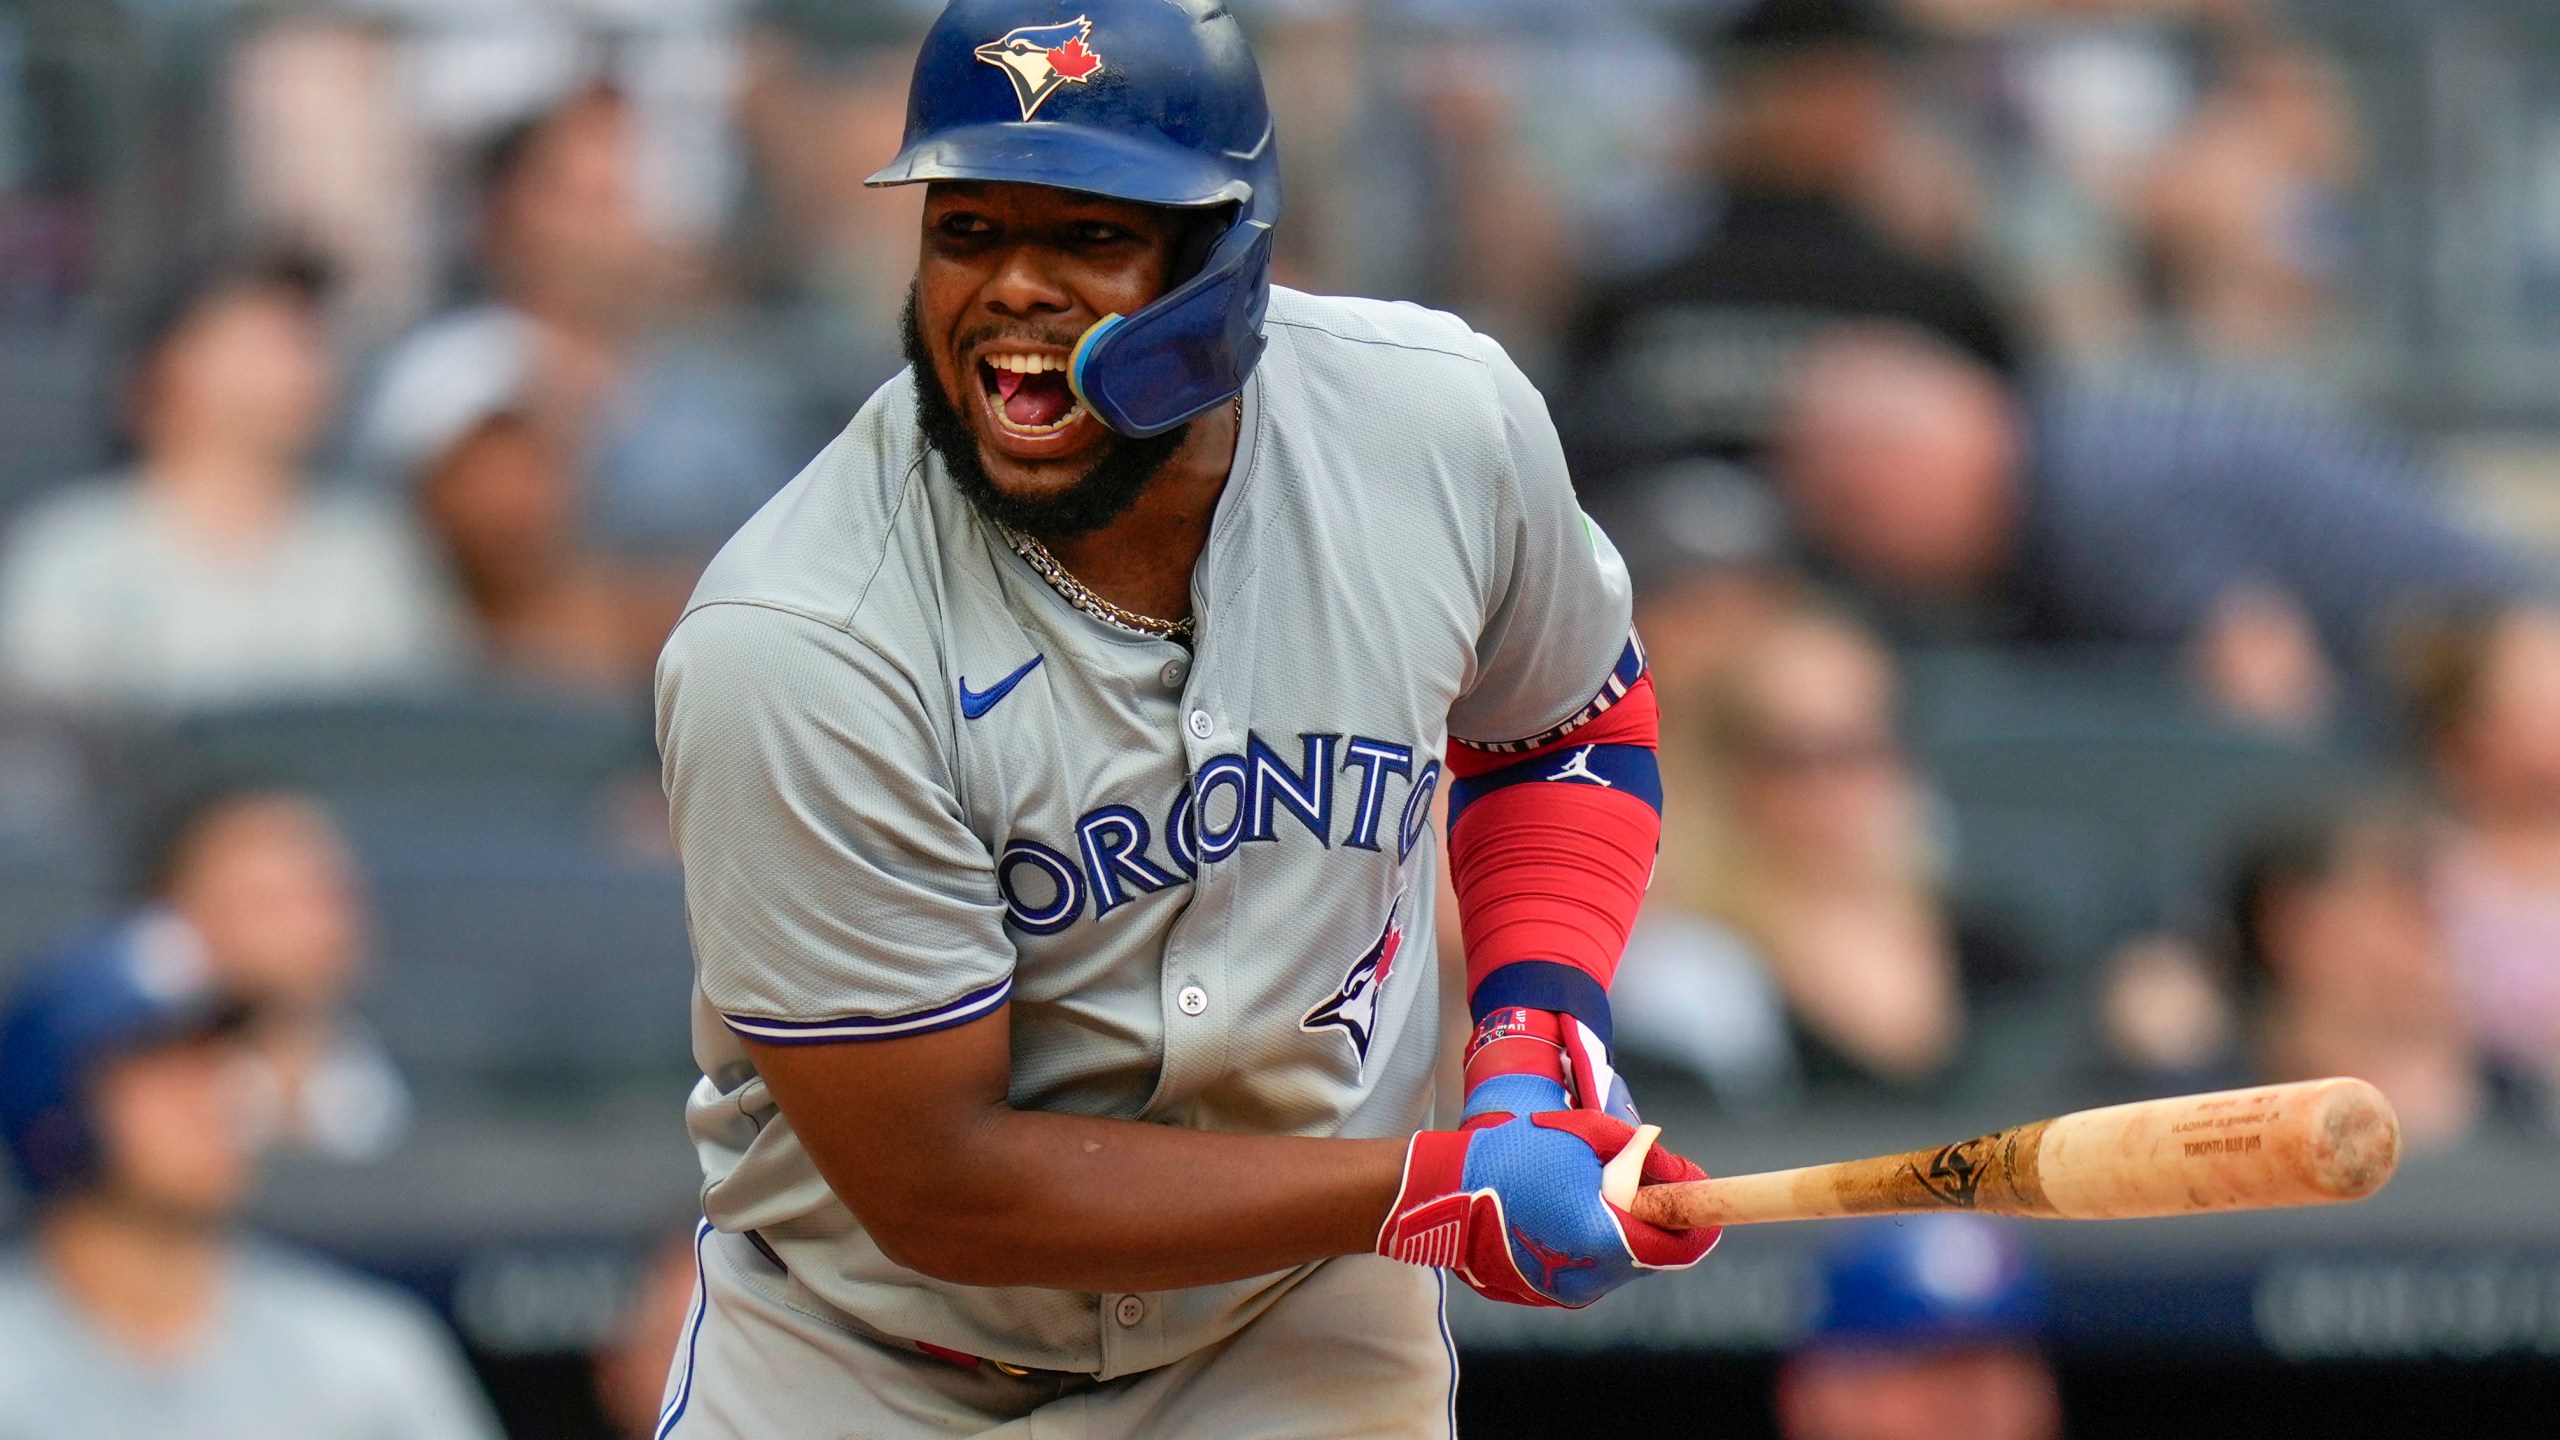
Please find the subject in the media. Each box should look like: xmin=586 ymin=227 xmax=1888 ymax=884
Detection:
xmin=1114 ymin=1295 xmax=1147 ymax=1328
xmin=1186 ymin=709 xmax=1214 ymax=740
xmin=1176 ymin=985 xmax=1209 ymax=1017
xmin=1160 ymin=660 xmax=1189 ymax=691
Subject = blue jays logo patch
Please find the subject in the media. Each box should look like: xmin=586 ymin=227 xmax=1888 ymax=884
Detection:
xmin=976 ymin=18 xmax=1104 ymax=121
xmin=1301 ymin=897 xmax=1406 ymax=1070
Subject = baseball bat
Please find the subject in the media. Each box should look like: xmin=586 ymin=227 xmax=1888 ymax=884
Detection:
xmin=1612 ymin=1077 xmax=2400 ymax=1230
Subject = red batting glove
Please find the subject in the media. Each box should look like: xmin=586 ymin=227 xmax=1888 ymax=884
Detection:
xmin=1377 ymin=1073 xmax=1722 ymax=1308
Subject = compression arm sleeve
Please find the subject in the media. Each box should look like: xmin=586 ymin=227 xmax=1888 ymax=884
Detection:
xmin=1445 ymin=667 xmax=1663 ymax=1046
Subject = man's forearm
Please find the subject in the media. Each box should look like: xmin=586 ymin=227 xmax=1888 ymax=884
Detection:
xmin=813 ymin=1105 xmax=1408 ymax=1292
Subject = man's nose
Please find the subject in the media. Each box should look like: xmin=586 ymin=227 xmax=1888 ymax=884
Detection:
xmin=982 ymin=247 xmax=1073 ymax=319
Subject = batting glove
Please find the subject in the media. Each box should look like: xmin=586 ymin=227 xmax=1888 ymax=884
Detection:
xmin=1376 ymin=1072 xmax=1721 ymax=1308
xmin=1464 ymin=1006 xmax=1639 ymax=1124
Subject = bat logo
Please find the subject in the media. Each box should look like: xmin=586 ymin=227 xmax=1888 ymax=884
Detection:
xmin=1908 ymin=1138 xmax=1994 ymax=1209
xmin=975 ymin=18 xmax=1104 ymax=121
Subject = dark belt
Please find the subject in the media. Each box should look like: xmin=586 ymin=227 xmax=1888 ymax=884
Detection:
xmin=744 ymin=1230 xmax=1091 ymax=1382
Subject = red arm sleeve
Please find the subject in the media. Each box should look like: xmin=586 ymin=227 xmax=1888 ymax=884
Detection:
xmin=1445 ymin=673 xmax=1662 ymax=1036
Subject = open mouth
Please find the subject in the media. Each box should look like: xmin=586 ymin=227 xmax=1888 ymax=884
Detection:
xmin=978 ymin=351 xmax=1089 ymax=439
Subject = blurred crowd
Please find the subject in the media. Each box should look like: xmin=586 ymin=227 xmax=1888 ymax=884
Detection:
xmin=4 ymin=0 xmax=2560 ymax=1432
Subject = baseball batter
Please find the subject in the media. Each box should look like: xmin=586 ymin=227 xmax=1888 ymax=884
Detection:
xmin=654 ymin=3 xmax=1721 ymax=1435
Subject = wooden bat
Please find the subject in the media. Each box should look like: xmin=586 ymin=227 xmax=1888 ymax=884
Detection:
xmin=1610 ymin=1077 xmax=2401 ymax=1230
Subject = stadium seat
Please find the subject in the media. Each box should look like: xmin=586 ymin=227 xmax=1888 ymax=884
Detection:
xmin=133 ymin=696 xmax=659 ymax=831
xmin=1903 ymin=647 xmax=2368 ymax=973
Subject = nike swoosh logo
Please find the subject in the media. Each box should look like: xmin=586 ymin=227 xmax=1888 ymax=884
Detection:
xmin=959 ymin=655 xmax=1045 ymax=720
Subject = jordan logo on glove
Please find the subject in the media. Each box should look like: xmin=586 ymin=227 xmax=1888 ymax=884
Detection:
xmin=1512 ymin=1228 xmax=1599 ymax=1293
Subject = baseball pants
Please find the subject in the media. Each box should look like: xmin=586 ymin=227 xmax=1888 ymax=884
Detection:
xmin=655 ymin=1224 xmax=1460 ymax=1439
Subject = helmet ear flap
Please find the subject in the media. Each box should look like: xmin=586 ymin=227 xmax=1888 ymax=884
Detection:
xmin=1070 ymin=217 xmax=1273 ymax=438
xmin=1170 ymin=204 xmax=1239 ymax=289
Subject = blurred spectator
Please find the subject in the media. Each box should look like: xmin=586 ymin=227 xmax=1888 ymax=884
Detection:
xmin=359 ymin=85 xmax=797 ymax=569
xmin=2137 ymin=39 xmax=2359 ymax=364
xmin=2404 ymin=604 xmax=2560 ymax=1094
xmin=1626 ymin=597 xmax=2032 ymax=1098
xmin=736 ymin=6 xmax=938 ymax=419
xmin=2092 ymin=932 xmax=2242 ymax=1090
xmin=1767 ymin=325 xmax=2542 ymax=730
xmin=1599 ymin=472 xmax=1809 ymax=1108
xmin=1400 ymin=26 xmax=1581 ymax=370
xmin=0 ymin=912 xmax=500 ymax=1438
xmin=1777 ymin=1216 xmax=2060 ymax=1440
xmin=422 ymin=413 xmax=645 ymax=692
xmin=591 ymin=1229 xmax=703 ymax=1440
xmin=1599 ymin=463 xmax=1802 ymax=706
xmin=0 ymin=252 xmax=465 ymax=716
xmin=139 ymin=786 xmax=411 ymax=1164
xmin=2227 ymin=805 xmax=2491 ymax=1151
xmin=397 ymin=321 xmax=677 ymax=693
xmin=1560 ymin=0 xmax=2021 ymax=488
xmin=225 ymin=0 xmax=753 ymax=352
xmin=226 ymin=15 xmax=435 ymax=349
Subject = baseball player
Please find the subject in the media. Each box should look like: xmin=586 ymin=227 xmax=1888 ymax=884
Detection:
xmin=654 ymin=2 xmax=1721 ymax=1434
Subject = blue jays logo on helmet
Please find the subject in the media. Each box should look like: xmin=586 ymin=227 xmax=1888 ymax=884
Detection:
xmin=976 ymin=17 xmax=1105 ymax=121
xmin=1302 ymin=898 xmax=1406 ymax=1070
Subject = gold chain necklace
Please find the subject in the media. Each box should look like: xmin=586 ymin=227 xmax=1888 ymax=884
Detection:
xmin=993 ymin=395 xmax=1241 ymax=645
xmin=1000 ymin=523 xmax=1196 ymax=642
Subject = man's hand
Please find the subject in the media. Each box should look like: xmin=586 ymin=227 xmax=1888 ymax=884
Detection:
xmin=1464 ymin=1006 xmax=1638 ymax=1123
xmin=1375 ymin=1072 xmax=1719 ymax=1308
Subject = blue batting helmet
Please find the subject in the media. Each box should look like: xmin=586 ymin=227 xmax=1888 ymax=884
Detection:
xmin=1804 ymin=1216 xmax=2049 ymax=1350
xmin=868 ymin=0 xmax=1281 ymax=438
xmin=0 ymin=910 xmax=250 ymax=1200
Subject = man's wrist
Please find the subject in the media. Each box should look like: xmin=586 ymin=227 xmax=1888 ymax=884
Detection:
xmin=1462 ymin=1004 xmax=1637 ymax=1123
xmin=1468 ymin=961 xmax=1615 ymax=1047
xmin=1462 ymin=1006 xmax=1568 ymax=1094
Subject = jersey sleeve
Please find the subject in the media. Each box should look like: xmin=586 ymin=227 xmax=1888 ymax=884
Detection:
xmin=657 ymin=601 xmax=1014 ymax=1043
xmin=1444 ymin=332 xmax=1638 ymax=750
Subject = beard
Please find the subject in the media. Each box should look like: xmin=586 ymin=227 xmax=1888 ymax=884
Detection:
xmin=901 ymin=285 xmax=1192 ymax=542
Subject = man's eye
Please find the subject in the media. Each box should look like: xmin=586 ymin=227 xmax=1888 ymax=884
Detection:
xmin=938 ymin=214 xmax=994 ymax=237
xmin=1075 ymin=222 xmax=1129 ymax=244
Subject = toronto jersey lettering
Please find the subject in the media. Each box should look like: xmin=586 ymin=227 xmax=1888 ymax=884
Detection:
xmin=656 ymin=288 xmax=1634 ymax=1379
xmin=993 ymin=729 xmax=1441 ymax=936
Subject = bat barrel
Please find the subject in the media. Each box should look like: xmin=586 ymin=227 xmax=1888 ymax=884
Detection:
xmin=1629 ymin=1078 xmax=2402 ymax=1231
xmin=2037 ymin=1076 xmax=2399 ymax=1220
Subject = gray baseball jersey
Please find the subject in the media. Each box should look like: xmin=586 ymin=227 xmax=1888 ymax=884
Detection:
xmin=656 ymin=286 xmax=1634 ymax=1379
